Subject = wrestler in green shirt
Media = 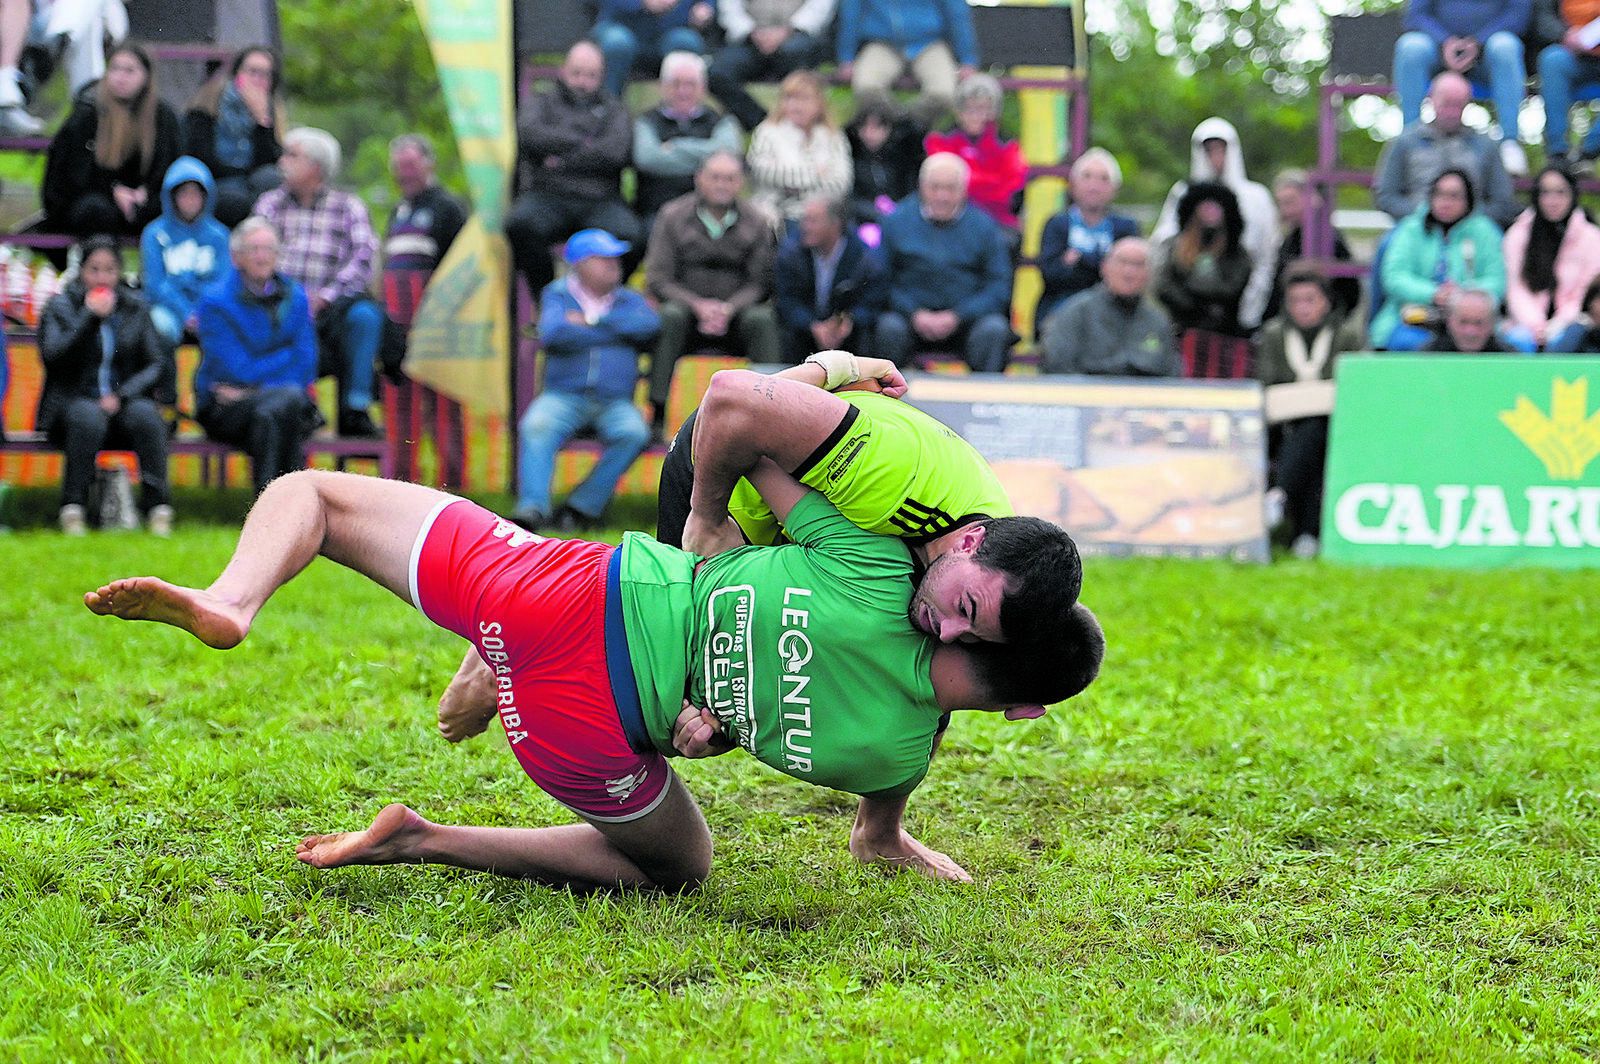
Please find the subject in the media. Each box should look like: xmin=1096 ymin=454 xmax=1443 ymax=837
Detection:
xmin=619 ymin=491 xmax=940 ymax=801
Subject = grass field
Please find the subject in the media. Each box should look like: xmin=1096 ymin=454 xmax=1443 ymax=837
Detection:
xmin=1 ymin=501 xmax=1597 ymax=1063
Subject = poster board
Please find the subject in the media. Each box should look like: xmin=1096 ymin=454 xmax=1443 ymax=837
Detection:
xmin=903 ymin=374 xmax=1270 ymax=561
xmin=1323 ymin=356 xmax=1600 ymax=568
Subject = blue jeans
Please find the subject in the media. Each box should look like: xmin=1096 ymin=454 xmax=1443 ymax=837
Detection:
xmin=1538 ymin=44 xmax=1600 ymax=154
xmin=874 ymin=311 xmax=1013 ymax=372
xmin=1394 ymin=30 xmax=1526 ymax=139
xmin=517 ymin=390 xmax=649 ymax=518
xmin=707 ymin=30 xmax=825 ymax=130
xmin=1384 ymin=322 xmax=1436 ymax=352
xmin=1502 ymin=320 xmax=1587 ymax=353
xmin=592 ymin=21 xmax=706 ymax=97
xmin=316 ymin=298 xmax=383 ymax=411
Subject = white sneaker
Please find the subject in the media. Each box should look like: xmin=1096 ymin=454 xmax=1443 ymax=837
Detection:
xmin=0 ymin=68 xmax=23 ymax=107
xmin=1500 ymin=140 xmax=1528 ymax=177
xmin=0 ymin=68 xmax=39 ymax=135
xmin=147 ymin=504 xmax=174 ymax=537
xmin=1291 ymin=533 xmax=1320 ymax=560
xmin=0 ymin=105 xmax=42 ymax=135
xmin=59 ymin=504 xmax=87 ymax=536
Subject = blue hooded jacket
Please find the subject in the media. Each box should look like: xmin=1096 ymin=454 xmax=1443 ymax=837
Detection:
xmin=140 ymin=156 xmax=232 ymax=328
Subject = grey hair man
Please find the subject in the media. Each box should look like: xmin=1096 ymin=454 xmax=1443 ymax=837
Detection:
xmin=873 ymin=152 xmax=1013 ymax=372
xmin=633 ymin=51 xmax=742 ymax=225
xmin=252 ymin=126 xmax=387 ymax=439
xmin=1040 ymin=237 xmax=1179 ymax=377
xmin=1424 ymin=285 xmax=1506 ymax=353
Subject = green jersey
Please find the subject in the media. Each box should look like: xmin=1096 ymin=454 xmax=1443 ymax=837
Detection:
xmin=725 ymin=390 xmax=1015 ymax=547
xmin=618 ymin=492 xmax=941 ymax=801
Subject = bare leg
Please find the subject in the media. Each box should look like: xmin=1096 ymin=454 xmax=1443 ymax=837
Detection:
xmin=298 ymin=771 xmax=714 ymax=893
xmin=86 ymin=470 xmax=453 ymax=647
xmin=437 ymin=646 xmax=499 ymax=742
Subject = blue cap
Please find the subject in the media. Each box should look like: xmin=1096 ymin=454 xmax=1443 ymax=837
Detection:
xmin=563 ymin=228 xmax=631 ymax=263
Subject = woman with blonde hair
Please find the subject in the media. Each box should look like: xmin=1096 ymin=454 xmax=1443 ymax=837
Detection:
xmin=746 ymin=69 xmax=852 ymax=240
xmin=42 ymin=41 xmax=181 ymax=240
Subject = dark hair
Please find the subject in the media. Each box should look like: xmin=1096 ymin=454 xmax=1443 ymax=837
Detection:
xmin=77 ymin=234 xmax=121 ymax=268
xmin=964 ymin=602 xmax=1105 ymax=706
xmin=188 ymin=45 xmax=285 ymax=138
xmin=1523 ymin=164 xmax=1579 ymax=295
xmin=1425 ymin=168 xmax=1475 ymax=232
xmin=229 ymin=46 xmax=281 ymax=93
xmin=1281 ymin=260 xmax=1336 ymax=303
xmin=78 ymin=233 xmax=122 ymax=262
xmin=1583 ymin=274 xmax=1600 ymax=316
xmin=847 ymin=90 xmax=901 ymax=130
xmin=1174 ymin=180 xmax=1245 ymax=251
xmin=972 ymin=515 xmax=1084 ymax=646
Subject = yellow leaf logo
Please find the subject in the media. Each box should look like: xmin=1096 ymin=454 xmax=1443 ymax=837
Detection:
xmin=1499 ymin=377 xmax=1600 ymax=481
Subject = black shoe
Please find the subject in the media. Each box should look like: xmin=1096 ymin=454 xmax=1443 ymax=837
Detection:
xmin=337 ymin=409 xmax=381 ymax=439
xmin=508 ymin=507 xmax=548 ymax=532
xmin=551 ymin=504 xmax=595 ymax=534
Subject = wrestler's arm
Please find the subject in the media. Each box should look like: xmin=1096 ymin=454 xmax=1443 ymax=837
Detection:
xmin=683 ymin=359 xmax=903 ymax=557
xmin=771 ymin=354 xmax=908 ymax=397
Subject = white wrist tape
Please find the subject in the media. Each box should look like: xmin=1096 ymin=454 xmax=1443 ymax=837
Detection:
xmin=805 ymin=350 xmax=860 ymax=391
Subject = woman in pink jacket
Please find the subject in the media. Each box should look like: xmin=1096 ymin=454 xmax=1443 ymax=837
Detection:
xmin=1502 ymin=164 xmax=1600 ymax=352
xmin=924 ymin=73 xmax=1027 ymax=245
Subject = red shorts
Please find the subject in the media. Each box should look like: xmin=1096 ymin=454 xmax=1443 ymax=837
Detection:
xmin=411 ymin=499 xmax=671 ymax=822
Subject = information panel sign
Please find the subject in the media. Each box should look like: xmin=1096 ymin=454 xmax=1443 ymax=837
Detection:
xmin=904 ymin=374 xmax=1269 ymax=561
xmin=1322 ymin=356 xmax=1600 ymax=568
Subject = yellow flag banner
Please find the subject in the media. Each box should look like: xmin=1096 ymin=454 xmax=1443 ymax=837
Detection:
xmin=407 ymin=0 xmax=515 ymax=412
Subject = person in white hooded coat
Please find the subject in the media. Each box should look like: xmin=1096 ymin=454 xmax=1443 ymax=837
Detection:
xmin=1151 ymin=117 xmax=1279 ymax=333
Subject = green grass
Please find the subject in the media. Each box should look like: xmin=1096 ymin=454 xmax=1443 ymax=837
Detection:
xmin=1 ymin=514 xmax=1597 ymax=1062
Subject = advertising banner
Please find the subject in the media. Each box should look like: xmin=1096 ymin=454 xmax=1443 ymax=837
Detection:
xmin=904 ymin=374 xmax=1269 ymax=560
xmin=1322 ymin=356 xmax=1600 ymax=568
xmin=407 ymin=0 xmax=515 ymax=413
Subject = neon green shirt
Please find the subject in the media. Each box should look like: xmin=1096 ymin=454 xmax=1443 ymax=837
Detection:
xmin=725 ymin=391 xmax=1015 ymax=546
xmin=619 ymin=492 xmax=941 ymax=800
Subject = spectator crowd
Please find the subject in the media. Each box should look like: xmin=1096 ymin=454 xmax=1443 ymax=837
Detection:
xmin=9 ymin=0 xmax=1600 ymax=552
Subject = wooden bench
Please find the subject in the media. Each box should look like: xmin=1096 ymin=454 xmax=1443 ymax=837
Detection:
xmin=2 ymin=339 xmax=395 ymax=489
xmin=0 ymin=428 xmax=394 ymax=486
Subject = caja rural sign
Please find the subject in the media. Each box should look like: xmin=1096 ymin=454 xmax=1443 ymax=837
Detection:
xmin=1323 ymin=356 xmax=1600 ymax=567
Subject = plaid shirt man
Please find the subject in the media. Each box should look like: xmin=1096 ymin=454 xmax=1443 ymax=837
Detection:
xmin=254 ymin=186 xmax=378 ymax=307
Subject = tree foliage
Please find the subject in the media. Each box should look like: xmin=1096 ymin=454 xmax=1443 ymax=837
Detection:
xmin=1089 ymin=0 xmax=1398 ymax=206
xmin=277 ymin=0 xmax=461 ymax=213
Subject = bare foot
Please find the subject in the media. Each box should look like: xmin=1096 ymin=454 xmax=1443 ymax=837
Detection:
xmin=85 ymin=577 xmax=251 ymax=649
xmin=297 ymin=803 xmax=431 ymax=868
xmin=437 ymin=649 xmax=498 ymax=742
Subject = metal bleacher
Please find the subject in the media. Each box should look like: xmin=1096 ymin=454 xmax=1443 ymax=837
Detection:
xmin=1303 ymin=11 xmax=1403 ymax=269
xmin=506 ymin=1 xmax=1091 ymax=492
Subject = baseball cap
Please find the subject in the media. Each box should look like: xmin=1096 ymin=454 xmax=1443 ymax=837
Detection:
xmin=563 ymin=228 xmax=631 ymax=263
